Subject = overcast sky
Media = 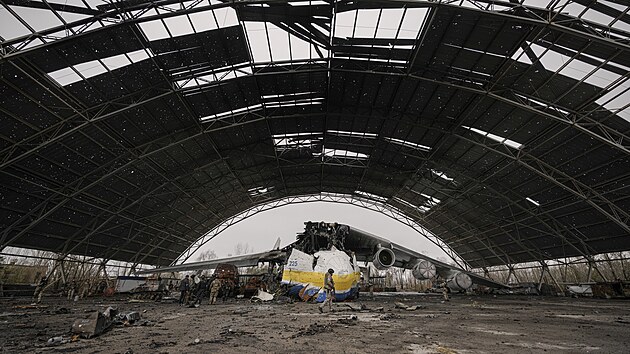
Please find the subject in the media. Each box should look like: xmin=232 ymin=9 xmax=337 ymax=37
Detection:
xmin=188 ymin=201 xmax=451 ymax=262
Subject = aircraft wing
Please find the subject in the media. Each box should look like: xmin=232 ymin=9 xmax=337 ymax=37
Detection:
xmin=135 ymin=249 xmax=287 ymax=275
xmin=344 ymin=226 xmax=509 ymax=289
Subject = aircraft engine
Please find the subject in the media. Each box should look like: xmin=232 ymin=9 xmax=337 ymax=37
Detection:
xmin=446 ymin=272 xmax=473 ymax=291
xmin=412 ymin=260 xmax=436 ymax=280
xmin=373 ymin=247 xmax=395 ymax=270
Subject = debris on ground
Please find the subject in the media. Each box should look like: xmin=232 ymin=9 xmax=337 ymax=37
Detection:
xmin=344 ymin=303 xmax=366 ymax=311
xmin=394 ymin=302 xmax=424 ymax=311
xmin=220 ymin=328 xmax=253 ymax=337
xmin=379 ymin=313 xmax=401 ymax=321
xmin=46 ymin=336 xmax=68 ymax=346
xmin=233 ymin=308 xmax=251 ymax=315
xmin=251 ymin=289 xmax=274 ymax=302
xmin=112 ymin=311 xmax=145 ymax=326
xmin=13 ymin=304 xmax=48 ymax=309
xmin=53 ymin=307 xmax=70 ymax=314
xmin=72 ymin=306 xmax=117 ymax=338
xmin=274 ymin=295 xmax=293 ymax=304
xmin=337 ymin=315 xmax=358 ymax=325
xmin=292 ymin=323 xmax=334 ymax=338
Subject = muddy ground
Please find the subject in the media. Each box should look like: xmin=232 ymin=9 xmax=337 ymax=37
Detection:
xmin=1 ymin=292 xmax=629 ymax=353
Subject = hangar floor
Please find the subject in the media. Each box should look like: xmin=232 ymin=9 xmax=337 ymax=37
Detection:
xmin=1 ymin=293 xmax=628 ymax=353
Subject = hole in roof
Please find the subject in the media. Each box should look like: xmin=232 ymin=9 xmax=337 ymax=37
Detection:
xmin=0 ymin=8 xmax=32 ymax=40
xmin=199 ymin=103 xmax=264 ymax=122
xmin=321 ymin=148 xmax=368 ymax=159
xmin=10 ymin=7 xmax=63 ymax=32
xmin=383 ymin=137 xmax=431 ymax=152
xmin=273 ymin=132 xmax=322 ymax=152
xmin=420 ymin=193 xmax=441 ymax=207
xmin=244 ymin=22 xmax=271 ymax=62
xmin=462 ymin=126 xmax=524 ymax=150
xmin=248 ymin=186 xmax=274 ymax=196
xmin=327 ymin=130 xmax=378 ymax=138
xmin=48 ymin=0 xmax=91 ymax=6
xmin=290 ymin=0 xmax=328 ymax=5
xmin=262 ymin=91 xmax=319 ymax=100
xmin=526 ymin=197 xmax=540 ymax=207
xmin=392 ymin=196 xmax=417 ymax=210
xmin=189 ymin=10 xmax=220 ymax=32
xmin=513 ymin=93 xmax=570 ymax=116
xmin=335 ymin=8 xmax=427 ymax=40
xmin=431 ymin=169 xmax=454 ymax=182
xmin=261 ymin=92 xmax=325 ymax=109
xmin=513 ymin=43 xmax=626 ymax=92
xmin=267 ymin=23 xmax=291 ymax=61
xmin=176 ymin=65 xmax=253 ymax=89
xmin=140 ymin=8 xmax=237 ymax=41
xmin=596 ymin=83 xmax=630 ymax=123
xmin=354 ymin=190 xmax=387 ymax=203
xmin=265 ymin=98 xmax=324 ymax=109
xmin=214 ymin=7 xmax=239 ymax=27
xmin=163 ymin=13 xmax=195 ymax=37
xmin=244 ymin=22 xmax=321 ymax=63
xmin=47 ymin=49 xmax=154 ymax=86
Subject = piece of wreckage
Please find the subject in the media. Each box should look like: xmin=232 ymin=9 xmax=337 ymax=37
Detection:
xmin=137 ymin=222 xmax=508 ymax=301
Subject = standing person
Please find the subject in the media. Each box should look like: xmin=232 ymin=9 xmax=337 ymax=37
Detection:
xmin=209 ymin=276 xmax=221 ymax=305
xmin=33 ymin=276 xmax=48 ymax=304
xmin=194 ymin=276 xmax=207 ymax=305
xmin=319 ymin=268 xmax=335 ymax=313
xmin=441 ymin=281 xmax=450 ymax=302
xmin=179 ymin=275 xmax=190 ymax=305
xmin=67 ymin=281 xmax=77 ymax=301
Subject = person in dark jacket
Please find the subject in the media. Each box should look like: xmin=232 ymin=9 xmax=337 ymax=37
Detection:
xmin=194 ymin=276 xmax=208 ymax=305
xmin=179 ymin=275 xmax=190 ymax=305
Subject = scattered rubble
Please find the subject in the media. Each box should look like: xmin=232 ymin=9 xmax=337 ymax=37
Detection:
xmin=344 ymin=303 xmax=366 ymax=311
xmin=72 ymin=307 xmax=117 ymax=338
xmin=291 ymin=323 xmax=334 ymax=338
xmin=394 ymin=302 xmax=424 ymax=311
xmin=379 ymin=313 xmax=402 ymax=321
xmin=250 ymin=289 xmax=274 ymax=302
xmin=337 ymin=315 xmax=359 ymax=325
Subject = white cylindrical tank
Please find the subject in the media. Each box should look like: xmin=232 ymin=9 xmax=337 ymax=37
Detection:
xmin=412 ymin=260 xmax=437 ymax=280
xmin=446 ymin=272 xmax=473 ymax=291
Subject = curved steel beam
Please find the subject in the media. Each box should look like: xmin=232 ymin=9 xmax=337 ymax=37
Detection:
xmin=170 ymin=192 xmax=470 ymax=269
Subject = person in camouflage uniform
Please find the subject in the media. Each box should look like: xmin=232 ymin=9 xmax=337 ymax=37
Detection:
xmin=319 ymin=268 xmax=335 ymax=313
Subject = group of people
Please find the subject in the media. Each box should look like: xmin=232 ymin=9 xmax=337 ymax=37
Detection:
xmin=177 ymin=274 xmax=228 ymax=306
xmin=32 ymin=276 xmax=109 ymax=304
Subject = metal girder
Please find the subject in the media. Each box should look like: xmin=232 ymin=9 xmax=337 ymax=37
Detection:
xmin=2 ymin=0 xmax=628 ymax=269
xmin=172 ymin=192 xmax=469 ymax=269
xmin=332 ymin=68 xmax=630 ymax=156
xmin=455 ymin=129 xmax=630 ymax=235
xmin=415 ymin=152 xmax=602 ymax=259
xmin=3 ymin=61 xmax=624 ymax=179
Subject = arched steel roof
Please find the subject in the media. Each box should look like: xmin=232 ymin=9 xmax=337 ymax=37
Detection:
xmin=1 ymin=0 xmax=629 ymax=268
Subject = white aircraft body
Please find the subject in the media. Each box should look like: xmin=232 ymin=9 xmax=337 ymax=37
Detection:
xmin=137 ymin=221 xmax=508 ymax=301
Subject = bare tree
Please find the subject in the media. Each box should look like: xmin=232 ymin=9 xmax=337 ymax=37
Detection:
xmin=234 ymin=243 xmax=253 ymax=256
xmin=197 ymin=250 xmax=218 ymax=261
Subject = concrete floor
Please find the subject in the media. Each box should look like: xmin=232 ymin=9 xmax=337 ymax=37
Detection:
xmin=1 ymin=293 xmax=629 ymax=353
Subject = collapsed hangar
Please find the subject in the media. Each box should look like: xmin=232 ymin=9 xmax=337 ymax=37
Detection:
xmin=0 ymin=0 xmax=629 ymax=273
